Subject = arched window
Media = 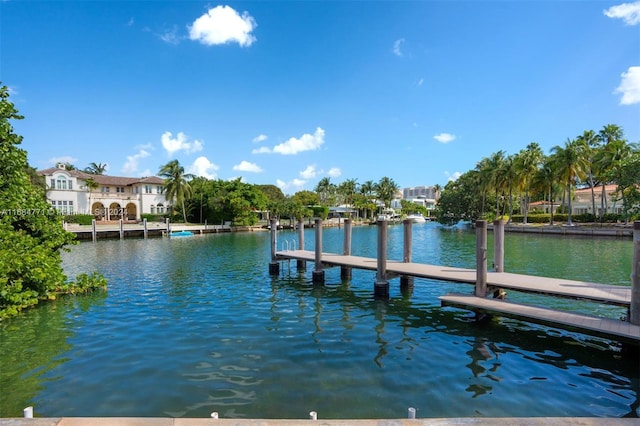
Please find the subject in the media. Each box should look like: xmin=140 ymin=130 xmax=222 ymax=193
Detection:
xmin=157 ymin=203 xmax=164 ymax=214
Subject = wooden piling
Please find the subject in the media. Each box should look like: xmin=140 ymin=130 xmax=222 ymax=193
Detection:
xmin=630 ymin=221 xmax=640 ymax=325
xmin=143 ymin=218 xmax=148 ymax=239
xmin=475 ymin=220 xmax=488 ymax=297
xmin=341 ymin=218 xmax=353 ymax=279
xmin=297 ymin=217 xmax=306 ymax=270
xmin=119 ymin=219 xmax=124 ymax=240
xmin=493 ymin=219 xmax=504 ymax=272
xmin=312 ymin=218 xmax=324 ymax=284
xmin=400 ymin=219 xmax=414 ymax=291
xmin=374 ymin=219 xmax=389 ymax=298
xmin=165 ymin=218 xmax=171 ymax=234
xmin=268 ymin=218 xmax=279 ymax=275
xmin=91 ymin=219 xmax=97 ymax=242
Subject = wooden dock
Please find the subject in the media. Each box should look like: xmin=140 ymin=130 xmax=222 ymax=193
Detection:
xmin=270 ymin=218 xmax=640 ymax=345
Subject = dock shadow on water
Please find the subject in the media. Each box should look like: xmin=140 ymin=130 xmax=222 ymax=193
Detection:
xmin=0 ymin=226 xmax=637 ymax=419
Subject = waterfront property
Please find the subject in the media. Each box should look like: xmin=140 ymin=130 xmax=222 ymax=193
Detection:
xmin=38 ymin=163 xmax=170 ymax=221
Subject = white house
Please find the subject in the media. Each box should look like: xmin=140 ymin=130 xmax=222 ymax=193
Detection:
xmin=38 ymin=163 xmax=170 ymax=221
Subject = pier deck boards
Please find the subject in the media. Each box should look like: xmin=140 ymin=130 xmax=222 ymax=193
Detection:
xmin=275 ymin=250 xmax=631 ymax=306
xmin=439 ymin=293 xmax=640 ymax=343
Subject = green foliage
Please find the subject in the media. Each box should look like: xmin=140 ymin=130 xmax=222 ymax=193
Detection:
xmin=311 ymin=205 xmax=329 ymax=219
xmin=63 ymin=214 xmax=94 ymax=225
xmin=0 ymin=84 xmax=106 ymax=319
xmin=435 ymin=171 xmax=483 ymax=225
xmin=140 ymin=213 xmax=166 ymax=222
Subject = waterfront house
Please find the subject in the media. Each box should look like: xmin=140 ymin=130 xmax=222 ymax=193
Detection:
xmin=38 ymin=163 xmax=170 ymax=221
xmin=528 ymin=184 xmax=629 ymax=216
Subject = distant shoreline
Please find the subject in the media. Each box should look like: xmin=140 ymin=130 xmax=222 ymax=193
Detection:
xmin=487 ymin=222 xmax=634 ymax=239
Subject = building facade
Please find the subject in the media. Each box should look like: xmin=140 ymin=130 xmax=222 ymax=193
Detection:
xmin=38 ymin=163 xmax=169 ymax=221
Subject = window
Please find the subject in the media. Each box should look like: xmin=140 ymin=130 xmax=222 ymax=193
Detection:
xmin=156 ymin=186 xmax=163 ymax=194
xmin=116 ymin=187 xmax=125 ymax=193
xmin=53 ymin=200 xmax=74 ymax=215
xmin=145 ymin=185 xmax=152 ymax=194
xmin=56 ymin=177 xmax=67 ymax=190
xmin=157 ymin=203 xmax=164 ymax=214
xmin=50 ymin=179 xmax=55 ymax=189
xmin=133 ymin=186 xmax=139 ymax=194
xmin=101 ymin=186 xmax=110 ymax=193
xmin=150 ymin=205 xmax=155 ymax=214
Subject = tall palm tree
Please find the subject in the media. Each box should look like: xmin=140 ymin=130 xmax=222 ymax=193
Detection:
xmin=595 ymin=125 xmax=627 ymax=221
xmin=84 ymin=162 xmax=108 ymax=175
xmin=158 ymin=160 xmax=195 ymax=223
xmin=551 ymin=138 xmax=588 ymax=226
xmin=532 ymin=156 xmax=558 ymax=224
xmin=314 ymin=177 xmax=336 ymax=206
xmin=85 ymin=177 xmax=99 ymax=216
xmin=514 ymin=142 xmax=543 ymax=224
xmin=484 ymin=150 xmax=506 ymax=217
xmin=337 ymin=178 xmax=358 ymax=208
xmin=375 ymin=176 xmax=399 ymax=209
xmin=576 ymin=130 xmax=600 ymax=219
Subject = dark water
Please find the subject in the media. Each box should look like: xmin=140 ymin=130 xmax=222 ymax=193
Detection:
xmin=1 ymin=223 xmax=638 ymax=419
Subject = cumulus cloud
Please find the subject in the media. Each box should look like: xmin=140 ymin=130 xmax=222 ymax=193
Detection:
xmin=300 ymin=165 xmax=318 ymax=179
xmin=614 ymin=66 xmax=640 ymax=105
xmin=187 ymin=156 xmax=219 ymax=179
xmin=189 ymin=5 xmax=257 ymax=47
xmin=276 ymin=178 xmax=307 ymax=193
xmin=233 ymin=160 xmax=263 ymax=173
xmin=434 ymin=133 xmax=456 ymax=144
xmin=393 ymin=38 xmax=405 ymax=57
xmin=327 ymin=167 xmax=341 ymax=178
xmin=604 ymin=1 xmax=640 ymax=25
xmin=445 ymin=171 xmax=462 ymax=182
xmin=122 ymin=148 xmax=151 ymax=174
xmin=161 ymin=131 xmax=203 ymax=156
xmin=252 ymin=134 xmax=268 ymax=143
xmin=252 ymin=127 xmax=326 ymax=155
xmin=49 ymin=156 xmax=78 ymax=167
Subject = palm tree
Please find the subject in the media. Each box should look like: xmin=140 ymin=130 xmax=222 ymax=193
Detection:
xmin=337 ymin=178 xmax=358 ymax=208
xmin=314 ymin=177 xmax=336 ymax=206
xmin=576 ymin=130 xmax=600 ymax=219
xmin=550 ymin=138 xmax=588 ymax=226
xmin=84 ymin=162 xmax=108 ymax=175
xmin=595 ymin=125 xmax=627 ymax=221
xmin=483 ymin=150 xmax=506 ymax=217
xmin=85 ymin=177 xmax=99 ymax=216
xmin=514 ymin=142 xmax=543 ymax=224
xmin=532 ymin=156 xmax=558 ymax=224
xmin=158 ymin=160 xmax=195 ymax=224
xmin=375 ymin=176 xmax=399 ymax=209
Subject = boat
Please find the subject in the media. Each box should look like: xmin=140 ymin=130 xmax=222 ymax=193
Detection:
xmin=405 ymin=213 xmax=427 ymax=223
xmin=170 ymin=230 xmax=194 ymax=237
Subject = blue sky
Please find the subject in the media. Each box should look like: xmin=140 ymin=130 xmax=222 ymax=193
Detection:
xmin=2 ymin=1 xmax=639 ymax=194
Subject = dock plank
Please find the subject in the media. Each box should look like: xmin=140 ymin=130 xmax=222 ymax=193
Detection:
xmin=275 ymin=250 xmax=631 ymax=306
xmin=439 ymin=293 xmax=640 ymax=343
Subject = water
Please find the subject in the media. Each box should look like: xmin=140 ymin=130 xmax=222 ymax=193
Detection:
xmin=1 ymin=223 xmax=638 ymax=419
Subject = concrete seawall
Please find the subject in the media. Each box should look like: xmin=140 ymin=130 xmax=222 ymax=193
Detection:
xmin=489 ymin=223 xmax=633 ymax=238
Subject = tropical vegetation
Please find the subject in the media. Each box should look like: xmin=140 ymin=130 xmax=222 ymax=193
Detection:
xmin=0 ymin=84 xmax=106 ymax=319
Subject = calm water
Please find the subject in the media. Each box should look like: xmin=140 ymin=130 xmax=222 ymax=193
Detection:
xmin=1 ymin=223 xmax=638 ymax=419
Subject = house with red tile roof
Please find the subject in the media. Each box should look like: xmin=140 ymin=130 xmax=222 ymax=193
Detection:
xmin=38 ymin=163 xmax=170 ymax=221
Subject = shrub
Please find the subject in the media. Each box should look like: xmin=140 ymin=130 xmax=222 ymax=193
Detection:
xmin=63 ymin=214 xmax=94 ymax=225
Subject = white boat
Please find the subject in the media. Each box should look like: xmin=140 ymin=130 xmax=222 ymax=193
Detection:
xmin=406 ymin=213 xmax=427 ymax=223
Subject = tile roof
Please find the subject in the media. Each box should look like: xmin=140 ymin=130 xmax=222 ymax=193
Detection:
xmin=37 ymin=167 xmax=165 ymax=186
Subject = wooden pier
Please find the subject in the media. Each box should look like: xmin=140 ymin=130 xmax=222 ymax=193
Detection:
xmin=270 ymin=218 xmax=640 ymax=345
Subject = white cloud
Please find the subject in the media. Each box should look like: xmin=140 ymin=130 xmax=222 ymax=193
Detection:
xmin=189 ymin=5 xmax=257 ymax=47
xmin=300 ymin=165 xmax=318 ymax=179
xmin=604 ymin=1 xmax=640 ymax=25
xmin=252 ymin=134 xmax=268 ymax=143
xmin=393 ymin=38 xmax=405 ymax=57
xmin=445 ymin=171 xmax=462 ymax=182
xmin=253 ymin=127 xmax=325 ymax=155
xmin=187 ymin=156 xmax=219 ymax=179
xmin=122 ymin=149 xmax=150 ymax=174
xmin=276 ymin=178 xmax=307 ymax=193
xmin=160 ymin=26 xmax=180 ymax=44
xmin=434 ymin=133 xmax=456 ymax=144
xmin=614 ymin=66 xmax=640 ymax=105
xmin=161 ymin=131 xmax=203 ymax=156
xmin=233 ymin=160 xmax=263 ymax=173
xmin=327 ymin=167 xmax=341 ymax=178
xmin=49 ymin=156 xmax=78 ymax=166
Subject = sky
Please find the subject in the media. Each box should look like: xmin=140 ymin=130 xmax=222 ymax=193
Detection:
xmin=2 ymin=0 xmax=639 ymax=194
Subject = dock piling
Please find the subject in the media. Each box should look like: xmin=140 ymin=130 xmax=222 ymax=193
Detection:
xmin=493 ymin=219 xmax=504 ymax=272
xmin=475 ymin=220 xmax=488 ymax=297
xmin=143 ymin=218 xmax=148 ymax=239
xmin=91 ymin=219 xmax=97 ymax=242
xmin=341 ymin=218 xmax=353 ymax=279
xmin=268 ymin=218 xmax=279 ymax=275
xmin=312 ymin=218 xmax=324 ymax=284
xmin=631 ymin=221 xmax=640 ymax=325
xmin=408 ymin=407 xmax=416 ymax=419
xmin=23 ymin=406 xmax=33 ymax=418
xmin=400 ymin=219 xmax=414 ymax=291
xmin=119 ymin=219 xmax=124 ymax=240
xmin=297 ymin=217 xmax=306 ymax=270
xmin=374 ymin=219 xmax=389 ymax=298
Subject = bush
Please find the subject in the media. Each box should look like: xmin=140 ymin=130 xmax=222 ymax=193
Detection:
xmin=141 ymin=213 xmax=166 ymax=222
xmin=63 ymin=214 xmax=94 ymax=225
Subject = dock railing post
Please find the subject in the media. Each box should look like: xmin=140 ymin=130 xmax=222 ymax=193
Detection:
xmin=91 ymin=218 xmax=97 ymax=242
xmin=400 ymin=219 xmax=414 ymax=292
xmin=374 ymin=219 xmax=389 ymax=298
xmin=268 ymin=218 xmax=279 ymax=275
xmin=475 ymin=220 xmax=488 ymax=297
xmin=297 ymin=217 xmax=306 ymax=270
xmin=143 ymin=218 xmax=148 ymax=239
xmin=630 ymin=221 xmax=640 ymax=325
xmin=341 ymin=218 xmax=353 ymax=279
xmin=119 ymin=218 xmax=124 ymax=240
xmin=313 ymin=218 xmax=324 ymax=284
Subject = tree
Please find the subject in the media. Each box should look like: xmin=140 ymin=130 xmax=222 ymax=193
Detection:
xmin=85 ymin=177 xmax=99 ymax=215
xmin=314 ymin=177 xmax=336 ymax=206
xmin=0 ymin=84 xmax=105 ymax=318
xmin=375 ymin=176 xmax=399 ymax=208
xmin=551 ymin=138 xmax=588 ymax=225
xmin=515 ymin=142 xmax=543 ymax=224
xmin=291 ymin=190 xmax=319 ymax=207
xmin=84 ymin=162 xmax=108 ymax=175
xmin=435 ymin=170 xmax=483 ymax=225
xmin=158 ymin=160 xmax=195 ymax=224
xmin=337 ymin=178 xmax=358 ymax=208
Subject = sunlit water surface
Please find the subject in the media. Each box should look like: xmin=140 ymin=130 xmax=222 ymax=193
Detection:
xmin=1 ymin=223 xmax=638 ymax=418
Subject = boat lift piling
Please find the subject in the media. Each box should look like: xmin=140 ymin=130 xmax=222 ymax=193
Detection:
xmin=400 ymin=219 xmax=414 ymax=292
xmin=297 ymin=217 xmax=306 ymax=270
xmin=312 ymin=218 xmax=325 ymax=284
xmin=374 ymin=218 xmax=390 ymax=298
xmin=631 ymin=221 xmax=640 ymax=325
xmin=340 ymin=218 xmax=353 ymax=280
xmin=475 ymin=220 xmax=488 ymax=297
xmin=269 ymin=218 xmax=279 ymax=275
